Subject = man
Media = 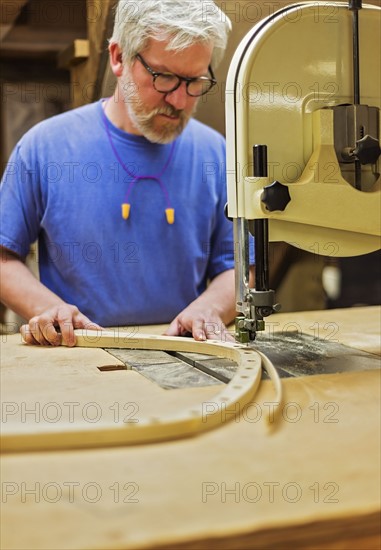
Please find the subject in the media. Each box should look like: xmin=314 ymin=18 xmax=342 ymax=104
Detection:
xmin=0 ymin=0 xmax=235 ymax=346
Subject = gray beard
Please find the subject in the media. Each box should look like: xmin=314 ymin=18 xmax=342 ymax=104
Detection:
xmin=127 ymin=103 xmax=190 ymax=144
xmin=121 ymin=75 xmax=196 ymax=144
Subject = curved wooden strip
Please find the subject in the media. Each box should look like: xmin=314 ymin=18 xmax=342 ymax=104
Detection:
xmin=2 ymin=330 xmax=282 ymax=452
xmin=257 ymin=350 xmax=283 ymax=426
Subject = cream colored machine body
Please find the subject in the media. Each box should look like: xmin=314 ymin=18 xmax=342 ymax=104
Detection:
xmin=225 ymin=1 xmax=381 ymax=342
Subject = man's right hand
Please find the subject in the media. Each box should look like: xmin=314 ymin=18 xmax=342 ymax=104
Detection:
xmin=20 ymin=304 xmax=101 ymax=347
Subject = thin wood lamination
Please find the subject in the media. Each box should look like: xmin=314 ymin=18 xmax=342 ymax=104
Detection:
xmin=1 ymin=330 xmax=282 ymax=452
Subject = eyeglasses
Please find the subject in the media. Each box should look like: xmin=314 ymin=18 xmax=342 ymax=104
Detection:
xmin=135 ymin=54 xmax=217 ymax=97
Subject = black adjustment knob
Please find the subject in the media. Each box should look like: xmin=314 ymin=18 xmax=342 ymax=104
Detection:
xmin=353 ymin=135 xmax=381 ymax=165
xmin=224 ymin=202 xmax=233 ymax=222
xmin=261 ymin=181 xmax=291 ymax=212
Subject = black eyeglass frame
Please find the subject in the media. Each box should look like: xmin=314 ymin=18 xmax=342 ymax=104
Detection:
xmin=135 ymin=53 xmax=217 ymax=97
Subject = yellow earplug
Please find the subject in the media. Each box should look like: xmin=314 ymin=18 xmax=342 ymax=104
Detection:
xmin=122 ymin=203 xmax=131 ymax=220
xmin=165 ymin=208 xmax=175 ymax=224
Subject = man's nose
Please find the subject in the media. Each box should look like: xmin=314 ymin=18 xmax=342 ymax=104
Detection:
xmin=165 ymin=83 xmax=189 ymax=110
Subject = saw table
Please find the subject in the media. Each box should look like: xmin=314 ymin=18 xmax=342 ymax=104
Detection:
xmin=1 ymin=306 xmax=380 ymax=549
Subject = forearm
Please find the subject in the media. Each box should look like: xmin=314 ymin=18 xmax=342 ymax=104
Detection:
xmin=195 ymin=265 xmax=256 ymax=326
xmin=194 ymin=269 xmax=237 ymax=325
xmin=164 ymin=268 xmax=237 ymax=340
xmin=0 ymin=249 xmax=65 ymax=320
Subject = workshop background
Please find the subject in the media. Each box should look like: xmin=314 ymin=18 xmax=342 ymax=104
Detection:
xmin=1 ymin=0 xmax=380 ymax=331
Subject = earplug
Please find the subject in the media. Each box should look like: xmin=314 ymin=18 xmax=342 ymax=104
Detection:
xmin=122 ymin=203 xmax=131 ymax=220
xmin=165 ymin=208 xmax=175 ymax=224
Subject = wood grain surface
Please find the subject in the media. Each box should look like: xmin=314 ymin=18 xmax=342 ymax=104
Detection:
xmin=1 ymin=307 xmax=380 ymax=550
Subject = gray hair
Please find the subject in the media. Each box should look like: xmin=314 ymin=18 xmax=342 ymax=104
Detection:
xmin=110 ymin=0 xmax=232 ymax=68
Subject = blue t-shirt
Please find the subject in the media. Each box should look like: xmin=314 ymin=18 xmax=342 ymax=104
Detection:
xmin=0 ymin=100 xmax=235 ymax=326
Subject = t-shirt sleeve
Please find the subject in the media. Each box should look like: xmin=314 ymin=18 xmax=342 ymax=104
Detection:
xmin=206 ymin=185 xmax=235 ymax=279
xmin=0 ymin=142 xmax=43 ymax=258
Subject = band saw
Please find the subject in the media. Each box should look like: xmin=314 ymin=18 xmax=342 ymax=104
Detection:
xmin=225 ymin=0 xmax=381 ymax=342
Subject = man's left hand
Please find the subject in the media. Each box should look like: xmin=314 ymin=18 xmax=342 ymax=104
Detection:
xmin=164 ymin=303 xmax=234 ymax=342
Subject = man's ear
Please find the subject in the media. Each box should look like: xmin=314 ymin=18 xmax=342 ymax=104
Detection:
xmin=109 ymin=43 xmax=124 ymax=77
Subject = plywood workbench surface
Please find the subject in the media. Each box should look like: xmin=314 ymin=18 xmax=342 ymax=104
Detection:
xmin=1 ymin=307 xmax=380 ymax=550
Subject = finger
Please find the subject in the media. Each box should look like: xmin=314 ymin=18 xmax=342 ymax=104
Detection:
xmin=25 ymin=319 xmax=52 ymax=346
xmin=203 ymin=322 xmax=233 ymax=342
xmin=72 ymin=317 xmax=103 ymax=341
xmin=55 ymin=308 xmax=77 ymax=347
xmin=191 ymin=320 xmax=207 ymax=341
xmin=20 ymin=324 xmax=41 ymax=345
xmin=44 ymin=322 xmax=63 ymax=346
xmin=203 ymin=321 xmax=222 ymax=340
xmin=223 ymin=330 xmax=236 ymax=343
xmin=60 ymin=310 xmax=101 ymax=346
xmin=177 ymin=322 xmax=192 ymax=337
xmin=74 ymin=316 xmax=103 ymax=331
xmin=163 ymin=318 xmax=182 ymax=336
xmin=35 ymin=315 xmax=62 ymax=346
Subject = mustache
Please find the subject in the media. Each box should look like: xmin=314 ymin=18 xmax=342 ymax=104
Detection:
xmin=148 ymin=106 xmax=184 ymax=119
xmin=159 ymin=106 xmax=181 ymax=117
